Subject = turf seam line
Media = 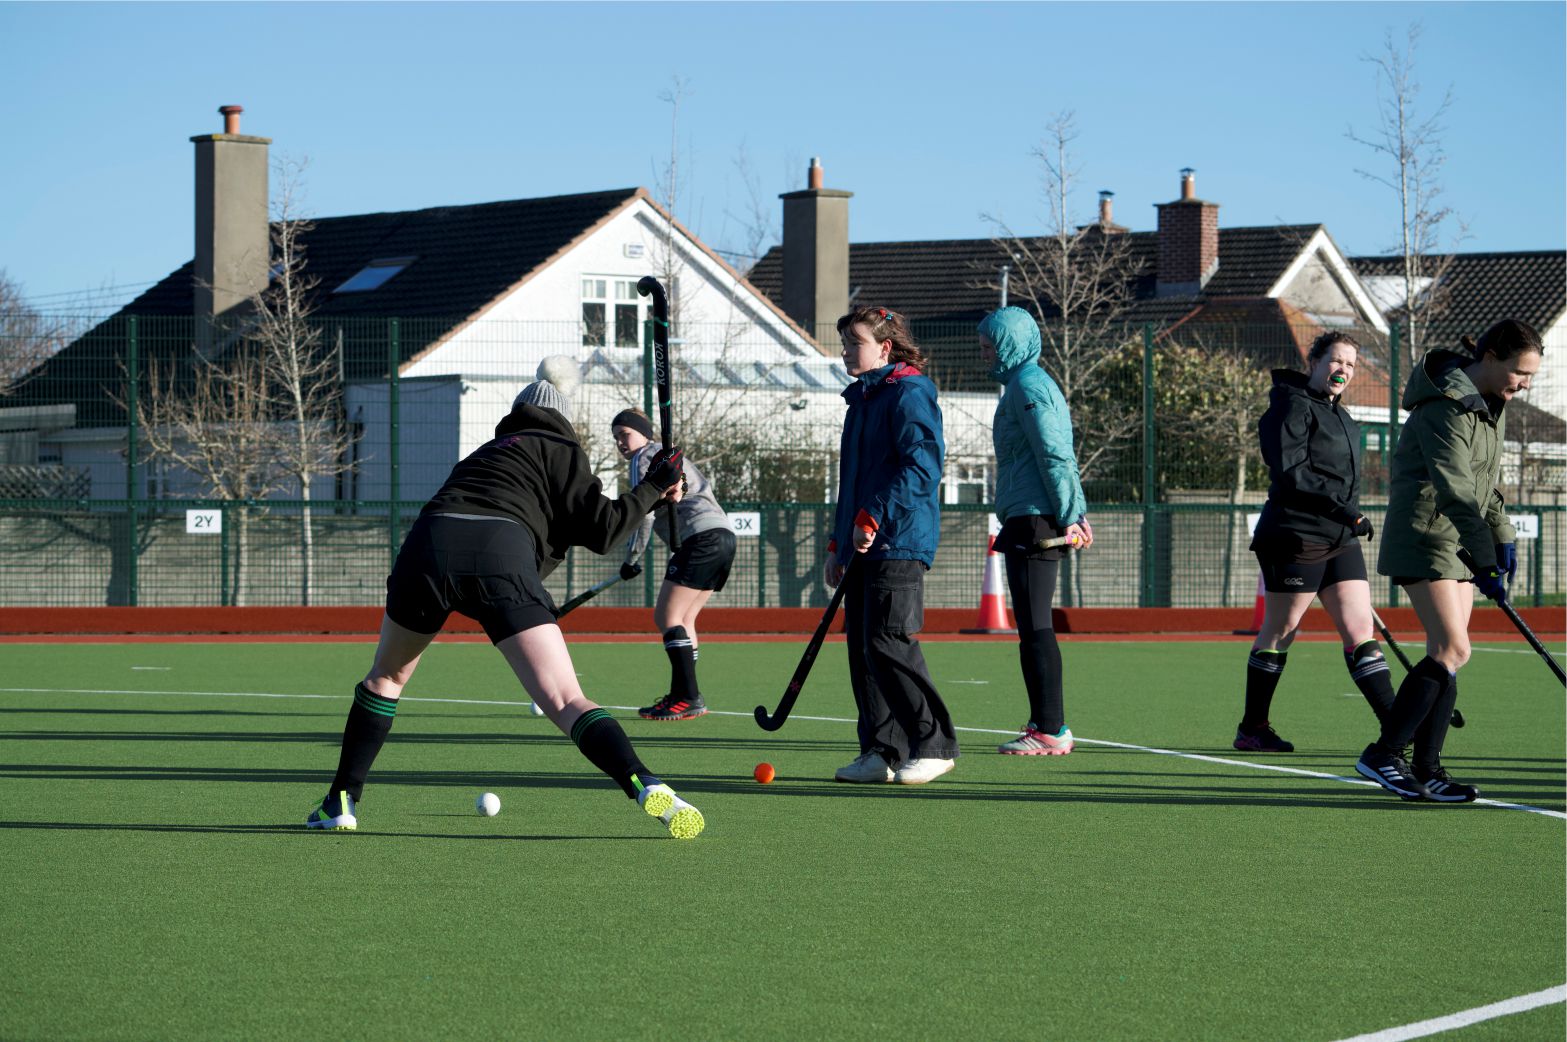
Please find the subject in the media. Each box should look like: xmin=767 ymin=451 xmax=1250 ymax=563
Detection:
xmin=1326 ymin=983 xmax=1565 ymax=1042
xmin=4 ymin=687 xmax=1564 ymax=820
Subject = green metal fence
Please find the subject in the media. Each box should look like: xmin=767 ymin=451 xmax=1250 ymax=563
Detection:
xmin=0 ymin=312 xmax=1561 ymax=609
xmin=0 ymin=498 xmax=1560 ymax=610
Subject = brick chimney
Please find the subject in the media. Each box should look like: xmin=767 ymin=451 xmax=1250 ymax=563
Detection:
xmin=191 ymin=104 xmax=271 ymax=352
xmin=1154 ymin=168 xmax=1219 ymax=296
xmin=779 ymin=157 xmax=853 ymax=341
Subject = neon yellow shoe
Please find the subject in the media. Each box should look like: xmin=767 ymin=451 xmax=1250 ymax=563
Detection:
xmin=637 ymin=782 xmax=704 ymax=840
xmin=305 ymin=790 xmax=357 ymax=831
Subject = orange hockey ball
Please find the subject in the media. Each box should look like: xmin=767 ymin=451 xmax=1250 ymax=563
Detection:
xmin=753 ymin=762 xmax=776 ymax=784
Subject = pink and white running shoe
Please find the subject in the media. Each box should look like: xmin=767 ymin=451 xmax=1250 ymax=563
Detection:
xmin=998 ymin=724 xmax=1074 ymax=756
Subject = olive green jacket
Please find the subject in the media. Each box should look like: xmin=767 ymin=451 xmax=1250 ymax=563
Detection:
xmin=1377 ymin=350 xmax=1515 ymax=580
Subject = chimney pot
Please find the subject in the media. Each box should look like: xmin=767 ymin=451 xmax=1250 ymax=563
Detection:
xmin=1180 ymin=167 xmax=1196 ymax=200
xmin=219 ymin=104 xmax=244 ymax=135
xmin=1098 ymin=190 xmax=1114 ymax=225
xmin=808 ymin=157 xmax=823 ymax=191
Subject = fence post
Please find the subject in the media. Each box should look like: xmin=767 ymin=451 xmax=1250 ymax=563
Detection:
xmin=1140 ymin=323 xmax=1156 ymax=608
xmin=125 ymin=316 xmax=139 ymax=607
xmin=756 ymin=507 xmax=767 ymax=608
xmin=1388 ymin=324 xmax=1400 ymax=607
xmin=219 ymin=503 xmax=229 ymax=607
xmin=388 ymin=318 xmax=401 ymax=568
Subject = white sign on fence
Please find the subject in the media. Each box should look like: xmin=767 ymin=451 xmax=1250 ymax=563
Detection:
xmin=186 ymin=509 xmax=222 ymax=535
xmin=729 ymin=512 xmax=761 ymax=537
xmin=1509 ymin=514 xmax=1539 ymax=540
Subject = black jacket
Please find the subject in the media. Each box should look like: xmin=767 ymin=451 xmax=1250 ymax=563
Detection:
xmin=1251 ymin=369 xmax=1362 ymax=552
xmin=422 ymin=404 xmax=664 ymax=577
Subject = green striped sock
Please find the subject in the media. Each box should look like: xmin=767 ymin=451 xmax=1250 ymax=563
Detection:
xmin=570 ymin=708 xmax=650 ymax=798
xmin=330 ymin=682 xmax=399 ymax=801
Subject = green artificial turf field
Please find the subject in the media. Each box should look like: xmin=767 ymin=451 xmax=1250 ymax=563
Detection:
xmin=1 ymin=638 xmax=1562 ymax=1042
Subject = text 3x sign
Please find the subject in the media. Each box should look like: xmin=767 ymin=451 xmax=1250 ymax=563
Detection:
xmin=728 ymin=512 xmax=760 ymax=537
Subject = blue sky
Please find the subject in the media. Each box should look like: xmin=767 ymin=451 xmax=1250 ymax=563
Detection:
xmin=2 ymin=1 xmax=1562 ymax=313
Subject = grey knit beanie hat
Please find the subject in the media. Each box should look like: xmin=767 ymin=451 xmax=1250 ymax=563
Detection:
xmin=512 ymin=355 xmax=580 ymax=420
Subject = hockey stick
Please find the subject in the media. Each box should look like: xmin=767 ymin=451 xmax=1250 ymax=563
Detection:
xmin=556 ymin=575 xmax=622 ymax=619
xmin=637 ymin=275 xmax=680 ymax=552
xmin=754 ymin=555 xmax=859 ymax=732
xmin=1372 ymin=608 xmax=1463 ymax=727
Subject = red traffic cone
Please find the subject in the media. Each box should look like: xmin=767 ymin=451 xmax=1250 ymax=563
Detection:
xmin=961 ymin=535 xmax=1016 ymax=634
xmin=1234 ymin=571 xmax=1265 ymax=636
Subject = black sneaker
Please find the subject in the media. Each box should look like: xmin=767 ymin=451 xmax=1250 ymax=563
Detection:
xmin=638 ymin=693 xmax=708 ymax=721
xmin=1415 ymin=765 xmax=1479 ymax=803
xmin=1234 ymin=722 xmax=1294 ymax=753
xmin=1355 ymin=744 xmax=1429 ymax=800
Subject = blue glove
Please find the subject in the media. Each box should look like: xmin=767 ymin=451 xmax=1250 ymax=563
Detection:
xmin=1474 ymin=567 xmax=1509 ymax=603
xmin=1495 ymin=542 xmax=1517 ymax=583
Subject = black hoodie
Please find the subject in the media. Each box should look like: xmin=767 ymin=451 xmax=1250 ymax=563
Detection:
xmin=421 ymin=404 xmax=664 ymax=578
xmin=1250 ymin=369 xmax=1363 ymax=553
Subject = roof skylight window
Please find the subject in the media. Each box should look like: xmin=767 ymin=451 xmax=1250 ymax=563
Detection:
xmin=334 ymin=257 xmax=416 ymax=293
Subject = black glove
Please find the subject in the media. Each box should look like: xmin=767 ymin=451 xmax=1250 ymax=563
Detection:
xmin=619 ymin=561 xmax=642 ymax=582
xmin=1349 ymin=515 xmax=1374 ymax=540
xmin=642 ymin=446 xmax=684 ymax=492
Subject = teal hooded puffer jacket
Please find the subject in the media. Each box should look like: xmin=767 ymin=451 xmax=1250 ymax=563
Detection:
xmin=978 ymin=307 xmax=1087 ymax=526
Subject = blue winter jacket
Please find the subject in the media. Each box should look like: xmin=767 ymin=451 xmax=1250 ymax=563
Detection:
xmin=830 ymin=362 xmax=946 ymax=567
xmin=979 ymin=307 xmax=1088 ymax=526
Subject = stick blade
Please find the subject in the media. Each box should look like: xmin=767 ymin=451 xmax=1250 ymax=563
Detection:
xmin=753 ymin=704 xmax=785 ymax=731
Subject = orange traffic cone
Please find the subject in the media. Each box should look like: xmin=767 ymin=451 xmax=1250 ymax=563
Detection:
xmin=1234 ymin=571 xmax=1265 ymax=636
xmin=961 ymin=535 xmax=1017 ymax=634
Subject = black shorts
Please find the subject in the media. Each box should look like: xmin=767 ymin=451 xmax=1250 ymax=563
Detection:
xmin=1256 ymin=540 xmax=1367 ymax=594
xmin=664 ymin=527 xmax=736 ymax=592
xmin=385 ymin=514 xmax=557 ymax=643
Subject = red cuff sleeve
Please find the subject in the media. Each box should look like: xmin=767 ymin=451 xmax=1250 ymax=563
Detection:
xmin=853 ymin=509 xmax=879 ymax=534
xmin=826 ymin=538 xmax=838 ymax=554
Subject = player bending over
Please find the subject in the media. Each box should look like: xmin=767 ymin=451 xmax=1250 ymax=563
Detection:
xmin=305 ymin=356 xmax=703 ymax=838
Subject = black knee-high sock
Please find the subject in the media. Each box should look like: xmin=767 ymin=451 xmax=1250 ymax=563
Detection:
xmin=1345 ymin=640 xmax=1396 ymax=725
xmin=1412 ymin=672 xmax=1459 ymax=773
xmin=1242 ymin=649 xmax=1288 ymax=727
xmin=329 ymin=682 xmax=398 ymax=801
xmin=1022 ymin=627 xmax=1065 ymax=733
xmin=663 ymin=626 xmax=698 ymax=699
xmin=1379 ymin=657 xmax=1451 ymax=752
xmin=570 ymin=708 xmax=654 ymax=798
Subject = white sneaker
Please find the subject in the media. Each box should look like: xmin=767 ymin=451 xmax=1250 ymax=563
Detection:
xmin=893 ymin=758 xmax=955 ymax=785
xmin=834 ymin=751 xmax=894 ymax=783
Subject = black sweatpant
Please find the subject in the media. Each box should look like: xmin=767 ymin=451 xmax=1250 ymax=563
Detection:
xmin=1002 ymin=553 xmax=1065 ymax=733
xmin=843 ymin=557 xmax=959 ymax=765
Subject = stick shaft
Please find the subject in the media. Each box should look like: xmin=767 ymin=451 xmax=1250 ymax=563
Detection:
xmin=637 ymin=276 xmax=680 ymax=552
xmin=555 ymin=575 xmax=620 ymax=618
xmin=1501 ymin=601 xmax=1567 ymax=685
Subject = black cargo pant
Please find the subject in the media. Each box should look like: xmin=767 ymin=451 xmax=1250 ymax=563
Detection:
xmin=843 ymin=557 xmax=959 ymax=765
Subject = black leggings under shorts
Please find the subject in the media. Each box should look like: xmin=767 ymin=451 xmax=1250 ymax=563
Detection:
xmin=385 ymin=513 xmax=557 ymax=643
xmin=663 ymin=527 xmax=736 ymax=592
xmin=1255 ymin=540 xmax=1368 ymax=594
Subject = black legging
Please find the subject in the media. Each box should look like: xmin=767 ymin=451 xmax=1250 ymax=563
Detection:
xmin=1002 ymin=554 xmax=1064 ymax=733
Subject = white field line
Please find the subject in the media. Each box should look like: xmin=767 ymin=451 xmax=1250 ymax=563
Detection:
xmin=2 ymin=686 xmax=1564 ymax=821
xmin=1328 ymin=984 xmax=1565 ymax=1042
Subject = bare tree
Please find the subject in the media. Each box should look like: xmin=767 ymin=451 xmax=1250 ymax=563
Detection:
xmin=251 ymin=158 xmax=353 ymax=605
xmin=132 ymin=343 xmax=287 ymax=605
xmin=1157 ymin=334 xmax=1272 ymax=604
xmin=1348 ymin=23 xmax=1465 ymax=366
xmin=0 ymin=271 xmax=71 ymax=397
xmin=979 ymin=112 xmax=1147 ymax=485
